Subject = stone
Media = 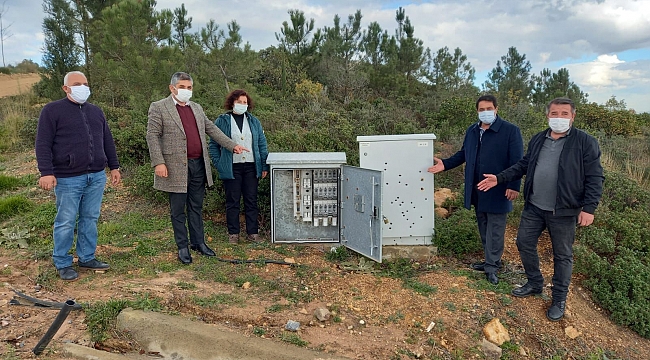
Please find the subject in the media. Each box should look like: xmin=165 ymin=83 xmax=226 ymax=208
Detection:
xmin=565 ymin=326 xmax=581 ymax=339
xmin=481 ymin=338 xmax=503 ymax=360
xmin=434 ymin=207 xmax=449 ymax=218
xmin=299 ymin=308 xmax=308 ymax=315
xmin=314 ymin=307 xmax=331 ymax=322
xmin=242 ymin=282 xmax=251 ymax=289
xmin=434 ymin=188 xmax=455 ymax=207
xmin=482 ymin=318 xmax=510 ymax=345
xmin=284 ymin=257 xmax=296 ymax=264
xmin=285 ymin=320 xmax=300 ymax=332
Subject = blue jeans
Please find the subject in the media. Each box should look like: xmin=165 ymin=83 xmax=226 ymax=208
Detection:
xmin=53 ymin=171 xmax=107 ymax=269
xmin=516 ymin=203 xmax=577 ymax=302
xmin=475 ymin=210 xmax=507 ymax=274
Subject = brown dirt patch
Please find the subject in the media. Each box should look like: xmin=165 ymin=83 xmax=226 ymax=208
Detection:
xmin=0 ymin=150 xmax=649 ymax=359
xmin=0 ymin=73 xmax=41 ymax=98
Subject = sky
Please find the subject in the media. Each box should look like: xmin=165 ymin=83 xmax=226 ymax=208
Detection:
xmin=4 ymin=0 xmax=650 ymax=112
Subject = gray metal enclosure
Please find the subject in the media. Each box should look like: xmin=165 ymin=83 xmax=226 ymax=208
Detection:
xmin=357 ymin=134 xmax=436 ymax=246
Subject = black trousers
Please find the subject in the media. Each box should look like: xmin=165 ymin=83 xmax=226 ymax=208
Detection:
xmin=169 ymin=158 xmax=206 ymax=249
xmin=223 ymin=162 xmax=259 ymax=235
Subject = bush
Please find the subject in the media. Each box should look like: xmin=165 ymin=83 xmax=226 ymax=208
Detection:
xmin=122 ymin=164 xmax=167 ymax=204
xmin=574 ymin=169 xmax=650 ymax=338
xmin=101 ymin=104 xmax=150 ymax=166
xmin=433 ymin=208 xmax=481 ymax=256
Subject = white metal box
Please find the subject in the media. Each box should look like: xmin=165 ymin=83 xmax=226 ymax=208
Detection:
xmin=357 ymin=134 xmax=436 ymax=245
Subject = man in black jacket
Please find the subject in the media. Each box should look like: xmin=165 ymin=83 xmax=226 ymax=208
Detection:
xmin=477 ymin=97 xmax=604 ymax=321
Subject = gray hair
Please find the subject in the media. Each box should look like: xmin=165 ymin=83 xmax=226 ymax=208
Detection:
xmin=63 ymin=71 xmax=86 ymax=85
xmin=170 ymin=72 xmax=193 ymax=86
xmin=546 ymin=97 xmax=576 ymax=115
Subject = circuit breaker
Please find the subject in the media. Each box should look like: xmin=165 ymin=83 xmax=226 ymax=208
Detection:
xmin=267 ymin=152 xmax=383 ymax=262
xmin=267 ymin=133 xmax=435 ymax=262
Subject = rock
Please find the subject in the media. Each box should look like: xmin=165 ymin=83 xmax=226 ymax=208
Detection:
xmin=482 ymin=318 xmax=510 ymax=345
xmin=359 ymin=320 xmax=365 ymax=325
xmin=565 ymin=326 xmax=581 ymax=339
xmin=299 ymin=308 xmax=308 ymax=315
xmin=347 ymin=325 xmax=353 ymax=330
xmin=519 ymin=347 xmax=528 ymax=356
xmin=242 ymin=282 xmax=251 ymax=289
xmin=314 ymin=307 xmax=331 ymax=322
xmin=434 ymin=207 xmax=449 ymax=218
xmin=1 ymin=320 xmax=9 ymax=327
xmin=285 ymin=320 xmax=300 ymax=332
xmin=434 ymin=188 xmax=454 ymax=207
xmin=481 ymin=338 xmax=503 ymax=359
xmin=284 ymin=257 xmax=296 ymax=264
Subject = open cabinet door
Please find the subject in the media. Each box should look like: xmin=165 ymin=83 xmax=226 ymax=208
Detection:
xmin=340 ymin=165 xmax=383 ymax=263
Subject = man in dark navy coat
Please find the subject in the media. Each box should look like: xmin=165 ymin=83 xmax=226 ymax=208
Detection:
xmin=428 ymin=94 xmax=523 ymax=285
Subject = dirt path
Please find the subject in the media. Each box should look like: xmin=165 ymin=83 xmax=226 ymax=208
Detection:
xmin=0 ymin=73 xmax=40 ymax=97
xmin=0 ymin=150 xmax=649 ymax=359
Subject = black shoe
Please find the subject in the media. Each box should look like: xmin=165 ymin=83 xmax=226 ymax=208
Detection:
xmin=511 ymin=283 xmax=543 ymax=298
xmin=470 ymin=261 xmax=486 ymax=271
xmin=78 ymin=259 xmax=110 ymax=270
xmin=546 ymin=300 xmax=566 ymax=321
xmin=470 ymin=261 xmax=503 ymax=272
xmin=178 ymin=247 xmax=192 ymax=264
xmin=486 ymin=272 xmax=499 ymax=285
xmin=190 ymin=243 xmax=216 ymax=256
xmin=58 ymin=267 xmax=78 ymax=281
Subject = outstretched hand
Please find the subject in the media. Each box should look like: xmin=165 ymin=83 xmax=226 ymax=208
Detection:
xmin=233 ymin=145 xmax=250 ymax=154
xmin=427 ymin=157 xmax=445 ymax=174
xmin=477 ymin=174 xmax=497 ymax=191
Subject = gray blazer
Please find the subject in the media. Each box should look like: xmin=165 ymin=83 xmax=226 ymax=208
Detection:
xmin=146 ymin=95 xmax=236 ymax=193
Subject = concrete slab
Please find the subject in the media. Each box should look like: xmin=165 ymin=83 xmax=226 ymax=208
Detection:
xmin=116 ymin=308 xmax=350 ymax=360
xmin=62 ymin=342 xmax=147 ymax=359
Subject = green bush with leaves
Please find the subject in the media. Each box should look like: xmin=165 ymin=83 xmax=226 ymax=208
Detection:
xmin=574 ymin=169 xmax=650 ymax=338
xmin=433 ymin=208 xmax=481 ymax=256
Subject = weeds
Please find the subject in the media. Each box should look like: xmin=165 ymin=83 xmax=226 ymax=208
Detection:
xmin=0 ymin=195 xmax=32 ymax=221
xmin=191 ymin=293 xmax=244 ymax=309
xmin=280 ymin=332 xmax=308 ymax=347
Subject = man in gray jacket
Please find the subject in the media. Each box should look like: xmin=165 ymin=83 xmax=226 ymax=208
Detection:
xmin=146 ymin=72 xmax=248 ymax=264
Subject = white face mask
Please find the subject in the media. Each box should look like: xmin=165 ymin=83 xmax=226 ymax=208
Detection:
xmin=478 ymin=110 xmax=495 ymax=125
xmin=233 ymin=103 xmax=248 ymax=114
xmin=69 ymin=85 xmax=91 ymax=104
xmin=549 ymin=117 xmax=571 ymax=133
xmin=175 ymin=88 xmax=192 ymax=103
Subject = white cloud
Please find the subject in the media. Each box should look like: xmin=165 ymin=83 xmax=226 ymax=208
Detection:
xmin=7 ymin=0 xmax=650 ymax=112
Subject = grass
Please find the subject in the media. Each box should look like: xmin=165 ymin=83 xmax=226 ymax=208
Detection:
xmin=280 ymin=332 xmax=308 ymax=347
xmin=97 ymin=212 xmax=169 ymax=247
xmin=0 ymin=195 xmax=32 ymax=221
xmin=191 ymin=293 xmax=245 ymax=309
xmin=85 ymin=293 xmax=163 ymax=342
xmin=0 ymin=174 xmax=21 ymax=192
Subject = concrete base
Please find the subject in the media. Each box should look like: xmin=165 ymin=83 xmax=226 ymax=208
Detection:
xmin=381 ymin=245 xmax=438 ymax=261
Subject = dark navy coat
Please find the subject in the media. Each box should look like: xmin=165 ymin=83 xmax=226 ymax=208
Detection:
xmin=442 ymin=115 xmax=523 ymax=213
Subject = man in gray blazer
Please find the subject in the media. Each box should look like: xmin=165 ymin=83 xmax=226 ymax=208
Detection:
xmin=146 ymin=72 xmax=248 ymax=264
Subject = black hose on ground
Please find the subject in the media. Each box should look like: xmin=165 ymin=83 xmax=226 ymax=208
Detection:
xmin=215 ymin=257 xmax=296 ymax=265
xmin=32 ymin=299 xmax=77 ymax=355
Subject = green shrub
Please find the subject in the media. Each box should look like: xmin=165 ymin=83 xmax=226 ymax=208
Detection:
xmin=101 ymin=104 xmax=149 ymax=166
xmin=574 ymin=169 xmax=650 ymax=338
xmin=434 ymin=208 xmax=481 ymax=256
xmin=122 ymin=164 xmax=167 ymax=204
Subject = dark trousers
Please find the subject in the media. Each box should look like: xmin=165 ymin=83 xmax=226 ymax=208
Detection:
xmin=169 ymin=158 xmax=206 ymax=249
xmin=223 ymin=162 xmax=259 ymax=235
xmin=475 ymin=210 xmax=507 ymax=274
xmin=516 ymin=203 xmax=577 ymax=302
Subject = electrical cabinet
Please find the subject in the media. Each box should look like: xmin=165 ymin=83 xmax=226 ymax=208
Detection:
xmin=267 ymin=133 xmax=436 ymax=262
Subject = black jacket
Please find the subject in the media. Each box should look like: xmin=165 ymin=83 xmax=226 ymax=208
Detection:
xmin=496 ymin=127 xmax=604 ymax=216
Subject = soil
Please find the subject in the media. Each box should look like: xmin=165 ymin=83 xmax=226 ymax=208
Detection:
xmin=1 ymin=154 xmax=649 ymax=359
xmin=0 ymin=73 xmax=41 ymax=97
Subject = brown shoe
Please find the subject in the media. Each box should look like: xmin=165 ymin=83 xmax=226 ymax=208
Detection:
xmin=248 ymin=234 xmax=262 ymax=243
xmin=228 ymin=234 xmax=239 ymax=244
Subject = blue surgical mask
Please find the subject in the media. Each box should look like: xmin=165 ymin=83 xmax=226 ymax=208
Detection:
xmin=478 ymin=110 xmax=495 ymax=125
xmin=233 ymin=103 xmax=248 ymax=114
